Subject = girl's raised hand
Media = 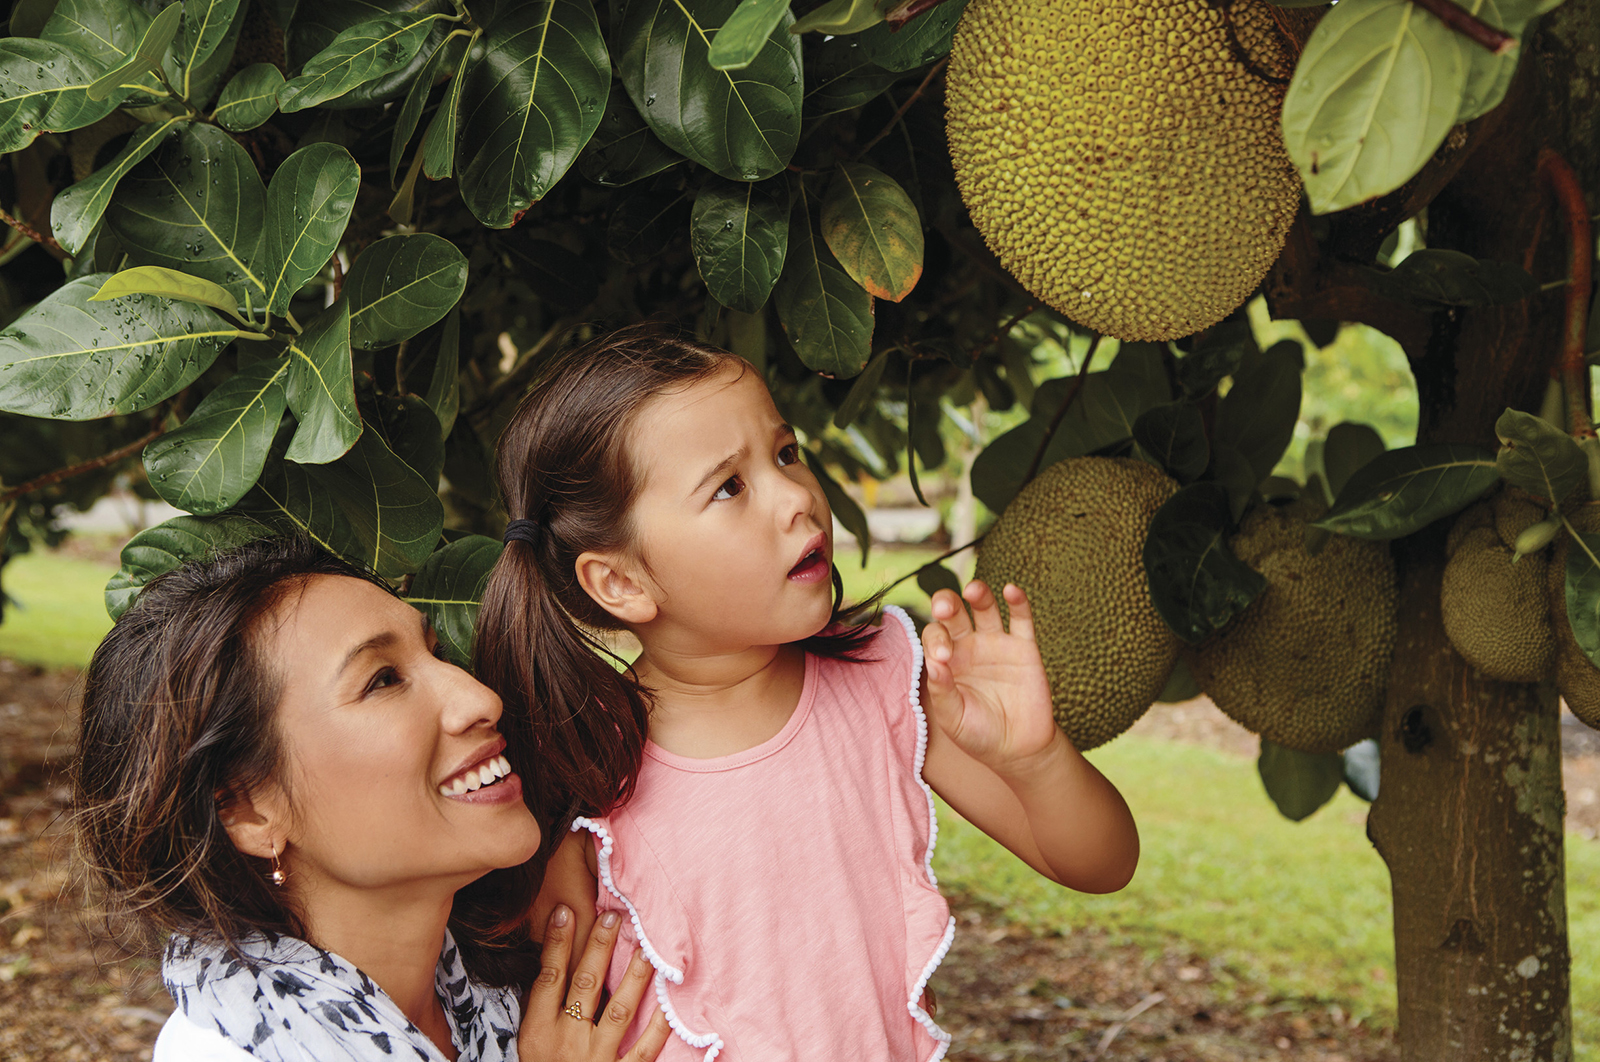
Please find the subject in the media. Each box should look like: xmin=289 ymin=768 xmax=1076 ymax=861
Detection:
xmin=921 ymin=581 xmax=1063 ymax=774
xmin=520 ymin=905 xmax=671 ymax=1062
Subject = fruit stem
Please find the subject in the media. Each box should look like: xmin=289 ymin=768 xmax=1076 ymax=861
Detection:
xmin=1408 ymin=0 xmax=1517 ymax=55
xmin=1023 ymin=334 xmax=1101 ymax=486
xmin=881 ymin=0 xmax=959 ymax=27
xmin=1537 ymin=149 xmax=1595 ymax=440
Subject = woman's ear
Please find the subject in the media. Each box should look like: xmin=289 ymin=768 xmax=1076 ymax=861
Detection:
xmin=574 ymin=551 xmax=659 ymax=626
xmin=215 ymin=784 xmax=288 ymax=862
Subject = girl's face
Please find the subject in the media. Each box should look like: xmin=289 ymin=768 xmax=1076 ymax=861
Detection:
xmin=625 ymin=361 xmax=836 ymax=650
xmin=256 ymin=575 xmax=541 ymax=899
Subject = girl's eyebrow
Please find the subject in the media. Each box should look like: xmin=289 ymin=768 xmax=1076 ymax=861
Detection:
xmin=690 ymin=447 xmax=747 ymax=498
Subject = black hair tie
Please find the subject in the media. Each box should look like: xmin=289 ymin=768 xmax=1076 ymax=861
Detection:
xmin=503 ymin=518 xmax=541 ymax=546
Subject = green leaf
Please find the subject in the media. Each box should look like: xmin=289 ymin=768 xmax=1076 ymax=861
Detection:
xmin=1210 ymin=444 xmax=1256 ymax=523
xmin=1314 ymin=443 xmax=1500 ymax=539
xmin=820 ymin=163 xmax=922 ymax=302
xmin=0 ymin=38 xmax=121 ymax=152
xmin=617 ymin=0 xmax=802 ymax=181
xmin=790 ymin=0 xmax=885 ymax=36
xmin=287 ymin=0 xmax=456 ymax=109
xmin=105 ymin=512 xmax=276 ymax=619
xmin=214 ymin=62 xmax=286 ymax=131
xmin=854 ymin=0 xmax=967 ymax=71
xmin=708 ymin=0 xmax=789 ymax=70
xmin=372 ymin=392 xmax=444 ymax=486
xmin=14 ymin=0 xmax=68 ymax=39
xmin=40 ymin=0 xmax=150 ymax=73
xmin=0 ymin=274 xmax=238 ymax=419
xmin=90 ymin=264 xmax=240 ymax=318
xmin=1215 ymin=340 xmax=1303 ymax=488
xmin=420 ymin=26 xmax=477 ymax=180
xmin=50 ymin=115 xmax=187 ymax=256
xmin=691 ymin=176 xmax=788 ymax=314
xmin=284 ymin=300 xmax=361 ymax=464
xmin=1142 ymin=482 xmax=1266 ymax=644
xmin=87 ymin=1 xmax=182 ymax=100
xmin=1156 ymin=656 xmax=1202 ymax=703
xmin=1258 ymin=740 xmax=1345 ymax=821
xmin=245 ymin=428 xmax=445 ymax=578
xmin=280 ymin=11 xmax=445 ymax=111
xmin=499 ymin=235 xmax=599 ymax=310
xmin=1133 ymin=401 xmax=1209 ymax=482
xmin=833 ymin=347 xmax=890 ymax=429
xmin=1496 ymin=407 xmax=1586 ymax=504
xmin=143 ymin=358 xmax=291 ymax=514
xmin=421 ymin=308 xmax=460 ymax=439
xmin=1456 ymin=0 xmax=1561 ymax=120
xmin=260 ymin=142 xmax=360 ymax=315
xmin=388 ymin=30 xmax=461 ymax=181
xmin=774 ymin=191 xmax=873 ymax=377
xmin=169 ymin=0 xmax=245 ymax=103
xmin=916 ymin=561 xmax=963 ymax=600
xmin=577 ymin=87 xmax=683 ymax=186
xmin=344 ymin=234 xmax=467 ymax=350
xmin=1322 ymin=422 xmax=1387 ymax=499
xmin=804 ymin=447 xmax=870 ymax=565
xmin=105 ymin=123 xmax=268 ymax=303
xmin=1365 ymin=248 xmax=1540 ymax=309
xmin=607 ymin=177 xmax=692 ymax=265
xmin=1566 ymin=528 xmax=1600 ymax=667
xmin=405 ymin=534 xmax=504 ymax=666
xmin=1282 ymin=0 xmax=1468 ymax=214
xmin=1342 ymin=738 xmax=1380 ymax=802
xmin=454 ymin=0 xmax=611 ymax=228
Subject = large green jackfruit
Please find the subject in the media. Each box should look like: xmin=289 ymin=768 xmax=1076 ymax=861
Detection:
xmin=1440 ymin=492 xmax=1555 ymax=684
xmin=944 ymin=0 xmax=1301 ymax=341
xmin=1188 ymin=498 xmax=1396 ymax=753
xmin=1550 ymin=502 xmax=1600 ymax=728
xmin=974 ymin=457 xmax=1180 ymax=750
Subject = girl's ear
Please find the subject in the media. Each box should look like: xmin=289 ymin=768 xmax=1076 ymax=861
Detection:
xmin=215 ymin=784 xmax=288 ymax=862
xmin=575 ymin=551 xmax=659 ymax=626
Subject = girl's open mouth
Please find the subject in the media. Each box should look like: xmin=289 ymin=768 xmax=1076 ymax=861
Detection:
xmin=788 ymin=544 xmax=830 ymax=582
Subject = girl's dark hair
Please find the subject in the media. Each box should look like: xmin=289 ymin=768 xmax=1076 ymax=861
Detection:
xmin=74 ymin=535 xmax=541 ymax=986
xmin=475 ymin=324 xmax=876 ymax=832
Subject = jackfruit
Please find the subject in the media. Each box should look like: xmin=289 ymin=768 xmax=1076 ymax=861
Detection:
xmin=1549 ymin=502 xmax=1600 ymax=727
xmin=944 ymin=0 xmax=1301 ymax=341
xmin=1440 ymin=493 xmax=1555 ymax=683
xmin=974 ymin=457 xmax=1180 ymax=750
xmin=1188 ymin=498 xmax=1396 ymax=753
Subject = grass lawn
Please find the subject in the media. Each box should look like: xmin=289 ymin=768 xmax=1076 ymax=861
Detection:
xmin=6 ymin=545 xmax=1600 ymax=1054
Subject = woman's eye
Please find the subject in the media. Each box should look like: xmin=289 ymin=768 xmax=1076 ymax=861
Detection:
xmin=712 ymin=476 xmax=744 ymax=500
xmin=431 ymin=641 xmax=450 ymax=662
xmin=366 ymin=667 xmax=402 ymax=694
xmin=777 ymin=442 xmax=800 ymax=466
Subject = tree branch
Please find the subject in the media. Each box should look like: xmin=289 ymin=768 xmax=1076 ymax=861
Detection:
xmin=1537 ymin=148 xmax=1594 ymax=437
xmin=1409 ymin=0 xmax=1516 ymax=54
xmin=1022 ymin=334 xmax=1100 ymax=484
xmin=855 ymin=57 xmax=947 ymax=161
xmin=0 ymin=421 xmax=167 ymax=505
xmin=0 ymin=203 xmax=62 ymax=258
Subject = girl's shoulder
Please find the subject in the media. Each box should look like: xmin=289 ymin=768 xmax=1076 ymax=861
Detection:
xmin=811 ymin=604 xmax=922 ymax=708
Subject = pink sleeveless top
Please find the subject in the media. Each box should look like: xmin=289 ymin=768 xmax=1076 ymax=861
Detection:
xmin=573 ymin=607 xmax=954 ymax=1062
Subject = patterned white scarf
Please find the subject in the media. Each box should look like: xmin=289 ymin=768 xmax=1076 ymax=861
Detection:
xmin=162 ymin=929 xmax=521 ymax=1061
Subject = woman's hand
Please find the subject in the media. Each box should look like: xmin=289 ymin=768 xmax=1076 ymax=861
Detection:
xmin=527 ymin=829 xmax=599 ymax=978
xmin=520 ymin=906 xmax=671 ymax=1062
xmin=921 ymin=580 xmax=1063 ymax=776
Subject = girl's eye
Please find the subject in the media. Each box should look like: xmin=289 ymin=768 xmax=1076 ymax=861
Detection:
xmin=776 ymin=442 xmax=800 ymax=467
xmin=365 ymin=667 xmax=402 ymax=695
xmin=712 ymin=476 xmax=744 ymax=501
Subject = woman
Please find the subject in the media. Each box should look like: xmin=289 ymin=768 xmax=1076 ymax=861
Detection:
xmin=74 ymin=536 xmax=670 ymax=1061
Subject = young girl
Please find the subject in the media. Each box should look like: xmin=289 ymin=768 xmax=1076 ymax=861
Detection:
xmin=475 ymin=327 xmax=1139 ymax=1062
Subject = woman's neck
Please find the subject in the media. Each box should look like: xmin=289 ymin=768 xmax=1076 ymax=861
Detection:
xmin=294 ymin=884 xmax=459 ymax=1059
xmin=634 ymin=641 xmax=807 ymax=758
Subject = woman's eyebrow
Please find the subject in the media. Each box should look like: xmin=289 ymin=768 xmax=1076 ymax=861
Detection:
xmin=337 ymin=631 xmax=400 ymax=677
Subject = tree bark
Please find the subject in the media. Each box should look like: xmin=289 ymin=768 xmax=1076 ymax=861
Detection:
xmin=1265 ymin=3 xmax=1597 ymax=1056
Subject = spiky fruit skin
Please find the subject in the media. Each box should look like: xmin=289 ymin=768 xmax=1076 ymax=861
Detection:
xmin=1440 ymin=493 xmax=1555 ymax=684
xmin=944 ymin=0 xmax=1300 ymax=341
xmin=974 ymin=457 xmax=1180 ymax=751
xmin=1549 ymin=502 xmax=1600 ymax=728
xmin=1188 ymin=499 xmax=1397 ymax=753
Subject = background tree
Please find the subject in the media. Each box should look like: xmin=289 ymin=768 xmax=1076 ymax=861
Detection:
xmin=0 ymin=0 xmax=1592 ymax=1057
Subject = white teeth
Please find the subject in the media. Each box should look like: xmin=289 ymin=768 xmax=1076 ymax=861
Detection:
xmin=450 ymin=777 xmax=467 ymax=796
xmin=440 ymin=755 xmax=512 ymax=796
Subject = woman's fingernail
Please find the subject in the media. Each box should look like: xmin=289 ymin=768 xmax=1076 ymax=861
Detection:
xmin=552 ymin=905 xmax=570 ymax=927
xmin=601 ymin=911 xmax=621 ymax=928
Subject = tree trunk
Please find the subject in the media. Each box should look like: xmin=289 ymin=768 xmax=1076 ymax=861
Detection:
xmin=1268 ymin=4 xmax=1598 ymax=1056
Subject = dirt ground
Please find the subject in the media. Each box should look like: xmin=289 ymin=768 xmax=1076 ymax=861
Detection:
xmin=18 ymin=660 xmax=1594 ymax=1061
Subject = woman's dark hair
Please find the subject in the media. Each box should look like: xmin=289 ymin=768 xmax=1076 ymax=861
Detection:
xmin=74 ymin=535 xmax=541 ymax=986
xmin=475 ymin=324 xmax=876 ymax=834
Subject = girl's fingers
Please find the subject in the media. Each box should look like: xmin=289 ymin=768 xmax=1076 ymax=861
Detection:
xmin=567 ymin=909 xmax=622 ymax=1022
xmin=1001 ymin=583 xmax=1036 ymax=641
xmin=623 ymin=1006 xmax=673 ymax=1062
xmin=596 ymin=949 xmax=654 ymax=1048
xmin=929 ymin=588 xmax=972 ymax=634
xmin=964 ymin=579 xmax=1004 ymax=633
xmin=527 ymin=905 xmax=574 ymax=1020
xmin=921 ymin=616 xmax=953 ymax=666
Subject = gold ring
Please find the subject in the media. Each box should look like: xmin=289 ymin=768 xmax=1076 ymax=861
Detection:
xmin=563 ymin=1001 xmax=584 ymax=1021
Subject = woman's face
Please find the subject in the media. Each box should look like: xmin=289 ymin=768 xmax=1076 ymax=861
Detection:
xmin=257 ymin=575 xmax=541 ymax=899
